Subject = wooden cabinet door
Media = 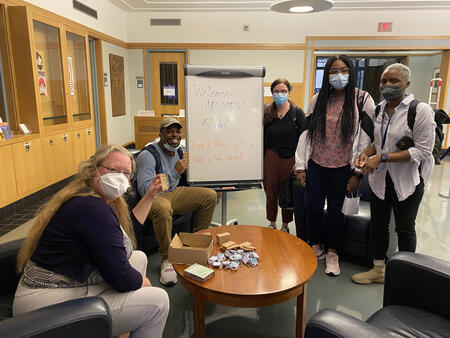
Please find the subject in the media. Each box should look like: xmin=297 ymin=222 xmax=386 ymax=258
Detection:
xmin=12 ymin=140 xmax=44 ymax=196
xmin=84 ymin=127 xmax=96 ymax=160
xmin=42 ymin=134 xmax=61 ymax=185
xmin=0 ymin=145 xmax=18 ymax=207
xmin=59 ymin=132 xmax=75 ymax=177
xmin=72 ymin=129 xmax=86 ymax=170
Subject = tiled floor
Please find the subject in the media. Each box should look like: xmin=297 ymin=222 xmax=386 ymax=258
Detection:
xmin=0 ymin=202 xmax=42 ymax=237
xmin=1 ymin=157 xmax=449 ymax=337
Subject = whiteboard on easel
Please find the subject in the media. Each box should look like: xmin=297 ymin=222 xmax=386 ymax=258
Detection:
xmin=185 ymin=65 xmax=265 ymax=186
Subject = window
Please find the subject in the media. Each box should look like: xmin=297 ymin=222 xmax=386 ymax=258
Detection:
xmin=159 ymin=62 xmax=178 ymax=105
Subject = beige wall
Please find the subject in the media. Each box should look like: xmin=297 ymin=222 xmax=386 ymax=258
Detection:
xmin=24 ymin=0 xmax=127 ymax=41
xmin=189 ymin=50 xmax=305 ymax=83
xmin=127 ymin=49 xmax=146 ymax=134
xmin=126 ymin=10 xmax=450 ymax=43
xmin=102 ymin=41 xmax=133 ymax=146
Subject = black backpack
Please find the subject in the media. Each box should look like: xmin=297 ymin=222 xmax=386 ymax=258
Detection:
xmin=372 ymin=100 xmax=448 ymax=164
xmin=132 ymin=143 xmax=186 ymax=198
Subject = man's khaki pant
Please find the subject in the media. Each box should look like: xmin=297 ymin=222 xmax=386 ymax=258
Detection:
xmin=148 ymin=186 xmax=217 ymax=259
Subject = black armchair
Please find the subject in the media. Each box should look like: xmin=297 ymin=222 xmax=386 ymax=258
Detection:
xmin=305 ymin=252 xmax=450 ymax=338
xmin=0 ymin=239 xmax=112 ymax=338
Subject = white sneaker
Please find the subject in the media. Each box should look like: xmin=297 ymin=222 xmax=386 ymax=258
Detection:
xmin=281 ymin=225 xmax=290 ymax=233
xmin=311 ymin=244 xmax=325 ymax=260
xmin=325 ymin=252 xmax=341 ymax=276
xmin=160 ymin=259 xmax=177 ymax=286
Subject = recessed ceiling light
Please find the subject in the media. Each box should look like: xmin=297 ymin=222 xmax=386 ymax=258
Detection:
xmin=290 ymin=6 xmax=313 ymax=13
xmin=271 ymin=0 xmax=334 ymax=14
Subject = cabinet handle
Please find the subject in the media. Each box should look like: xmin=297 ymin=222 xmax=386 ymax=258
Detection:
xmin=49 ymin=139 xmax=53 ymax=146
xmin=24 ymin=142 xmax=30 ymax=152
xmin=77 ymin=133 xmax=81 ymax=138
xmin=63 ymin=134 xmax=67 ymax=142
xmin=87 ymin=129 xmax=91 ymax=136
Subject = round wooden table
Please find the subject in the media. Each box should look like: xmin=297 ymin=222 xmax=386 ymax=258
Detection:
xmin=173 ymin=225 xmax=317 ymax=338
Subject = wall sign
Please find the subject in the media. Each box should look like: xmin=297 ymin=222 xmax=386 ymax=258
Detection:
xmin=378 ymin=22 xmax=393 ymax=32
xmin=109 ymin=54 xmax=126 ymax=117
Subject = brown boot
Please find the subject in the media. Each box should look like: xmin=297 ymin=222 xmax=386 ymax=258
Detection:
xmin=351 ymin=266 xmax=385 ymax=284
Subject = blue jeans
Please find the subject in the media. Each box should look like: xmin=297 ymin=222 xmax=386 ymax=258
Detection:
xmin=306 ymin=159 xmax=351 ymax=250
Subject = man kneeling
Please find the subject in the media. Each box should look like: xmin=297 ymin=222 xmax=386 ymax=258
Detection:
xmin=136 ymin=117 xmax=217 ymax=285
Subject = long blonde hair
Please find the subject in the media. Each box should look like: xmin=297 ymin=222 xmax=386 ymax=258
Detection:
xmin=17 ymin=144 xmax=136 ymax=273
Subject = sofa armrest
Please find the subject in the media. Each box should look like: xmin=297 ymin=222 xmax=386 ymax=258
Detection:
xmin=384 ymin=252 xmax=450 ymax=320
xmin=0 ymin=296 xmax=112 ymax=338
xmin=0 ymin=239 xmax=24 ymax=294
xmin=306 ymin=309 xmax=391 ymax=338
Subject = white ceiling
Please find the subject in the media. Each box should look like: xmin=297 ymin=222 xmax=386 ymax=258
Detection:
xmin=107 ymin=0 xmax=450 ymax=12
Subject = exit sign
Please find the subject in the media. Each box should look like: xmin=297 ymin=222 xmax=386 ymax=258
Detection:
xmin=378 ymin=22 xmax=393 ymax=32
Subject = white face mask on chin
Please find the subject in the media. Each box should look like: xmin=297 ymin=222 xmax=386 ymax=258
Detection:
xmin=98 ymin=172 xmax=129 ymax=200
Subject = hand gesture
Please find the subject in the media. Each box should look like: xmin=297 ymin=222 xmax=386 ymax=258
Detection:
xmin=362 ymin=155 xmax=381 ymax=175
xmin=355 ymin=152 xmax=368 ymax=168
xmin=175 ymin=159 xmax=188 ymax=175
xmin=296 ymin=171 xmax=306 ymax=188
xmin=144 ymin=176 xmax=163 ymax=200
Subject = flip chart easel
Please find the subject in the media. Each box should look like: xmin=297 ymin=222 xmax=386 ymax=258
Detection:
xmin=184 ymin=65 xmax=266 ymax=223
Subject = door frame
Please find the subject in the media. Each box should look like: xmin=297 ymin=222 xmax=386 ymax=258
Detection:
xmin=145 ymin=49 xmax=188 ymax=111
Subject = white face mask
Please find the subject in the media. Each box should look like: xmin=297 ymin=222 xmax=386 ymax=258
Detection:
xmin=98 ymin=172 xmax=129 ymax=200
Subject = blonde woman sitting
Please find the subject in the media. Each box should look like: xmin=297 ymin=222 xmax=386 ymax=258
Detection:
xmin=13 ymin=145 xmax=169 ymax=338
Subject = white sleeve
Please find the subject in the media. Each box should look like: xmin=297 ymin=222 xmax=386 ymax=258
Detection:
xmin=408 ymin=102 xmax=436 ymax=163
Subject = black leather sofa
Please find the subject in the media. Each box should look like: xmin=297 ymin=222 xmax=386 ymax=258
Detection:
xmin=293 ymin=175 xmax=397 ymax=262
xmin=0 ymin=238 xmax=112 ymax=338
xmin=305 ymin=252 xmax=450 ymax=337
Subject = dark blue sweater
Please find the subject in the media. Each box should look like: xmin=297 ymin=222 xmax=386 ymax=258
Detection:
xmin=31 ymin=196 xmax=143 ymax=292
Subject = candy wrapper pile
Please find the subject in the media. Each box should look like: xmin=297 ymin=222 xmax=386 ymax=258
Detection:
xmin=208 ymin=250 xmax=260 ymax=271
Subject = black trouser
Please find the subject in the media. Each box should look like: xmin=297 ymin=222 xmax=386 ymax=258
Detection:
xmin=306 ymin=159 xmax=351 ymax=250
xmin=370 ymin=172 xmax=424 ymax=260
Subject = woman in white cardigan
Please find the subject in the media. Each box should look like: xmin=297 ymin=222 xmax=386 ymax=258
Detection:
xmin=295 ymin=55 xmax=375 ymax=276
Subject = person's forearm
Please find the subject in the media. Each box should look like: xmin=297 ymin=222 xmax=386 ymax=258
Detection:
xmin=380 ymin=149 xmax=411 ymax=163
xmin=132 ymin=194 xmax=154 ymax=225
xmin=363 ymin=144 xmax=376 ymax=157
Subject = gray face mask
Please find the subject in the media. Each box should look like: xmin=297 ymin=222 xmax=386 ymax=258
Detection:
xmin=380 ymin=85 xmax=403 ymax=101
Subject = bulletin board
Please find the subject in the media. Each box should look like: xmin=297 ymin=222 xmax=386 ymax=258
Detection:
xmin=109 ymin=54 xmax=126 ymax=117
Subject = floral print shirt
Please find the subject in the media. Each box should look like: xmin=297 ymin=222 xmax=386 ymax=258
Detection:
xmin=311 ymin=93 xmax=353 ymax=168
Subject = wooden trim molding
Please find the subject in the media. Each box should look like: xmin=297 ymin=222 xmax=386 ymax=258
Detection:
xmin=127 ymin=43 xmax=306 ymax=50
xmin=307 ymin=35 xmax=450 ymax=41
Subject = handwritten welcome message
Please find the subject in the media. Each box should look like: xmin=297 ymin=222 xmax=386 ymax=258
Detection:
xmin=193 ymin=84 xmax=246 ymax=134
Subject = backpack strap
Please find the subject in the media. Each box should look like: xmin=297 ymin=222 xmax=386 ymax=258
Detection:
xmin=357 ymin=89 xmax=375 ymax=143
xmin=357 ymin=89 xmax=368 ymax=114
xmin=142 ymin=144 xmax=162 ymax=174
xmin=408 ymin=99 xmax=420 ymax=132
xmin=375 ymin=104 xmax=382 ymax=118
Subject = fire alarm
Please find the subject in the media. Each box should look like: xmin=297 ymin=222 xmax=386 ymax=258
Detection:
xmin=243 ymin=24 xmax=250 ymax=31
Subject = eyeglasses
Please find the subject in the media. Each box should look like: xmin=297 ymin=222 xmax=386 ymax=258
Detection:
xmin=329 ymin=68 xmax=350 ymax=75
xmin=99 ymin=164 xmax=131 ymax=180
xmin=273 ymin=90 xmax=289 ymax=94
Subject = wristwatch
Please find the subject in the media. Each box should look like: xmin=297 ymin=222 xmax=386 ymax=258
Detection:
xmin=381 ymin=153 xmax=388 ymax=162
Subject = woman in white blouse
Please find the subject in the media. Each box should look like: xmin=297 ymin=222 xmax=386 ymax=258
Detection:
xmin=352 ymin=63 xmax=435 ymax=285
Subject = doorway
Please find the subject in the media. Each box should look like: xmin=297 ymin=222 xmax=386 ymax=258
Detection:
xmin=314 ymin=56 xmax=405 ymax=103
xmin=146 ymin=51 xmax=187 ymax=116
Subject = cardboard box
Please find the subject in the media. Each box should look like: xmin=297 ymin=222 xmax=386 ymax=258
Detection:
xmin=168 ymin=232 xmax=213 ymax=265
